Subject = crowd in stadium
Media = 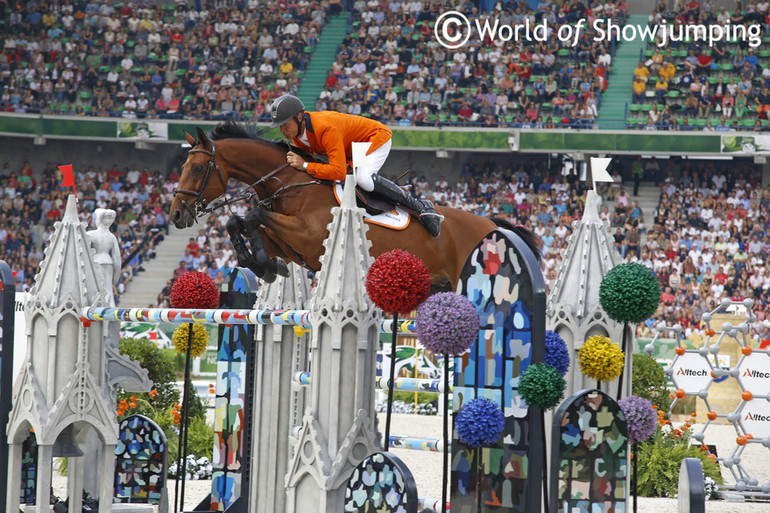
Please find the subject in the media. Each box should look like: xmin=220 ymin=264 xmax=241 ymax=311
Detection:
xmin=1 ymin=0 xmax=323 ymax=119
xmin=315 ymin=0 xmax=622 ymax=127
xmin=630 ymin=0 xmax=770 ymax=130
xmin=1 ymin=0 xmax=626 ymax=128
xmin=0 ymin=160 xmax=172 ymax=299
xmin=4 ymin=0 xmax=770 ymax=129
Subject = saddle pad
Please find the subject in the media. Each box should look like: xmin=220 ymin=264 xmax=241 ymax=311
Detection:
xmin=333 ymin=183 xmax=410 ymax=230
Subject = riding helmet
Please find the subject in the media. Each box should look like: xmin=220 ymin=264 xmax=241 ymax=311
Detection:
xmin=270 ymin=94 xmax=305 ymax=128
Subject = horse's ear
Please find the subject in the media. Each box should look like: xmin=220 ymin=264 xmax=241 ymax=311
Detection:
xmin=184 ymin=130 xmax=196 ymax=146
xmin=196 ymin=127 xmax=211 ymax=148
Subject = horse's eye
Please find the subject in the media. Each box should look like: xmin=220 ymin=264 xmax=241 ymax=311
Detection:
xmin=194 ymin=165 xmax=203 ymax=173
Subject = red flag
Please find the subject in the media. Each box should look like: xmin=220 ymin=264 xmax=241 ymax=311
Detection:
xmin=58 ymin=164 xmax=78 ymax=199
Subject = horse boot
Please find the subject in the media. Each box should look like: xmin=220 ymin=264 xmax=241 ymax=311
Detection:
xmin=247 ymin=231 xmax=289 ymax=280
xmin=371 ymin=174 xmax=443 ymax=237
xmin=226 ymin=216 xmax=273 ymax=281
xmin=241 ymin=211 xmax=290 ymax=279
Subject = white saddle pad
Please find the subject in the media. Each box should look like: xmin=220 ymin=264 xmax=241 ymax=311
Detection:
xmin=333 ymin=183 xmax=411 ymax=230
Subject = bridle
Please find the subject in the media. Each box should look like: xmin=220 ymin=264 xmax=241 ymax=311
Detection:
xmin=173 ymin=141 xmax=228 ymax=222
xmin=173 ymin=139 xmax=321 ymax=222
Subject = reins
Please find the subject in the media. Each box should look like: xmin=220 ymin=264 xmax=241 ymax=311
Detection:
xmin=173 ymin=140 xmax=322 ymax=219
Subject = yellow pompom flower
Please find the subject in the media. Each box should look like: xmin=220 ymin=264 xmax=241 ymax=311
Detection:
xmin=578 ymin=335 xmax=625 ymax=383
xmin=172 ymin=323 xmax=209 ymax=358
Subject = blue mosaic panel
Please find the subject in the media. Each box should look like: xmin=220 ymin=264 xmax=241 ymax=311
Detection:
xmin=211 ymin=269 xmax=257 ymax=511
xmin=344 ymin=452 xmax=417 ymax=513
xmin=453 ymin=230 xmax=546 ymax=513
xmin=114 ymin=414 xmax=167 ymax=505
xmin=20 ymin=432 xmax=37 ymax=504
xmin=551 ymin=390 xmax=628 ymax=513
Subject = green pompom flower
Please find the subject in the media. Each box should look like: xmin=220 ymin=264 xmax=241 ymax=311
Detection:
xmin=599 ymin=262 xmax=661 ymax=324
xmin=519 ymin=363 xmax=566 ymax=411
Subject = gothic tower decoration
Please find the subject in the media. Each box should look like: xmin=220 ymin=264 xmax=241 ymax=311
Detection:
xmin=6 ymin=196 xmax=150 ymax=513
xmin=546 ymin=158 xmax=628 ymax=399
xmin=249 ymin=262 xmax=310 ymax=513
xmin=285 ymin=173 xmax=381 ymax=512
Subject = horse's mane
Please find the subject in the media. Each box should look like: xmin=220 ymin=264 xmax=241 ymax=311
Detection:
xmin=210 ymin=120 xmax=269 ymax=141
xmin=209 ymin=120 xmax=315 ymax=162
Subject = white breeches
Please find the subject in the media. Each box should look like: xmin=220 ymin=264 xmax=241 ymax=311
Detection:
xmin=355 ymin=139 xmax=392 ymax=191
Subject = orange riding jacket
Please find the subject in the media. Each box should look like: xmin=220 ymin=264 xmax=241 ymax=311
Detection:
xmin=291 ymin=111 xmax=393 ymax=181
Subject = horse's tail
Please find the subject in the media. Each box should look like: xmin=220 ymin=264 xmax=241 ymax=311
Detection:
xmin=491 ymin=217 xmax=543 ymax=263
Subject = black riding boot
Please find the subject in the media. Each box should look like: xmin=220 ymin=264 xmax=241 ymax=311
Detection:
xmin=371 ymin=174 xmax=443 ymax=237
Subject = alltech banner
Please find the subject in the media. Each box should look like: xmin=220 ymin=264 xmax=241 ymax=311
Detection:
xmin=671 ymin=352 xmax=712 ymax=394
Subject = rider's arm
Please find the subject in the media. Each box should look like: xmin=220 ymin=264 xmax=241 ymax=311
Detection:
xmin=305 ymin=124 xmax=348 ymax=181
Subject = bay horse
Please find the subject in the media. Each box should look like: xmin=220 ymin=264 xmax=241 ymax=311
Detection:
xmin=170 ymin=122 xmax=540 ymax=290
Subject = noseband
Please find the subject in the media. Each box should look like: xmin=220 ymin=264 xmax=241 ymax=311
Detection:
xmin=173 ymin=142 xmax=227 ymax=222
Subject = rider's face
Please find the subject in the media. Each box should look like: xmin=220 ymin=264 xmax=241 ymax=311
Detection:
xmin=280 ymin=117 xmax=300 ymax=139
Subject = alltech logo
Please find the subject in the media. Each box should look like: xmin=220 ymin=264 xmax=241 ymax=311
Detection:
xmin=676 ymin=368 xmax=709 ymax=377
xmin=745 ymin=412 xmax=770 ymax=422
xmin=742 ymin=369 xmax=770 ymax=379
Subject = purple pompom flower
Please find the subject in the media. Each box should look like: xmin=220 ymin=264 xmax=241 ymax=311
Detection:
xmin=416 ymin=292 xmax=479 ymax=356
xmin=618 ymin=395 xmax=657 ymax=444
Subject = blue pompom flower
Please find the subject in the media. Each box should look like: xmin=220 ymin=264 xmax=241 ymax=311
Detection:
xmin=544 ymin=330 xmax=570 ymax=377
xmin=455 ymin=398 xmax=506 ymax=448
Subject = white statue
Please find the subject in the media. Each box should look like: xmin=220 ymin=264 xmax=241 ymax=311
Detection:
xmin=87 ymin=208 xmax=121 ymax=305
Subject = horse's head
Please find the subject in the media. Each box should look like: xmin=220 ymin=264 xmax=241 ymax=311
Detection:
xmin=170 ymin=127 xmax=229 ymax=229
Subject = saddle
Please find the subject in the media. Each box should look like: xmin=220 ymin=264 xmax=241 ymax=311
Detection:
xmin=355 ymin=187 xmax=420 ymax=217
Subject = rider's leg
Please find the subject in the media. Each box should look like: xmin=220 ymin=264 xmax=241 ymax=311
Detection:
xmin=356 ymin=140 xmax=443 ymax=237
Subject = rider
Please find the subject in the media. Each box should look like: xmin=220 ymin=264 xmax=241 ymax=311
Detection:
xmin=269 ymin=94 xmax=443 ymax=237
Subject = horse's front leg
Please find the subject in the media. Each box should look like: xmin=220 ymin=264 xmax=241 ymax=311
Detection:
xmin=227 ymin=215 xmax=288 ymax=282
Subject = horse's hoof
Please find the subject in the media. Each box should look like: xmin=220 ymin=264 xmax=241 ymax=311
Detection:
xmin=261 ymin=270 xmax=277 ymax=283
xmin=275 ymin=259 xmax=289 ymax=277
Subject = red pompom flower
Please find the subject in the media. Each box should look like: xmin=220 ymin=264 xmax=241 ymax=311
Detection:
xmin=170 ymin=271 xmax=220 ymax=309
xmin=365 ymin=249 xmax=431 ymax=315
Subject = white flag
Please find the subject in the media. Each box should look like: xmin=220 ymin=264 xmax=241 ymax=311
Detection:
xmin=590 ymin=157 xmax=613 ymax=190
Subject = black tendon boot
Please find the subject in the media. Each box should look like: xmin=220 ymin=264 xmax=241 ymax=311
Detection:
xmin=371 ymin=174 xmax=443 ymax=237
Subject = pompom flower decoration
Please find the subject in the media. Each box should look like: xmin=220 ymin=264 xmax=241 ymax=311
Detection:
xmin=618 ymin=395 xmax=657 ymax=444
xmin=172 ymin=324 xmax=209 ymax=358
xmin=599 ymin=263 xmax=661 ymax=324
xmin=455 ymin=398 xmax=506 ymax=448
xmin=544 ymin=330 xmax=570 ymax=376
xmin=578 ymin=335 xmax=625 ymax=382
xmin=416 ymin=292 xmax=479 ymax=355
xmin=519 ymin=363 xmax=566 ymax=410
xmin=170 ymin=271 xmax=220 ymax=309
xmin=365 ymin=249 xmax=431 ymax=314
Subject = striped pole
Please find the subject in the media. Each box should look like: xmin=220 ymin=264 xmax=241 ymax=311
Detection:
xmin=418 ymin=498 xmax=450 ymax=511
xmin=293 ymin=373 xmax=452 ymax=394
xmin=82 ymin=307 xmax=420 ymax=334
xmin=388 ymin=435 xmax=448 ymax=452
xmin=82 ymin=306 xmax=311 ymax=327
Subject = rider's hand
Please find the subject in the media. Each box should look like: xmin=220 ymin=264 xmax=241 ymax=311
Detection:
xmin=286 ymin=151 xmax=306 ymax=170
